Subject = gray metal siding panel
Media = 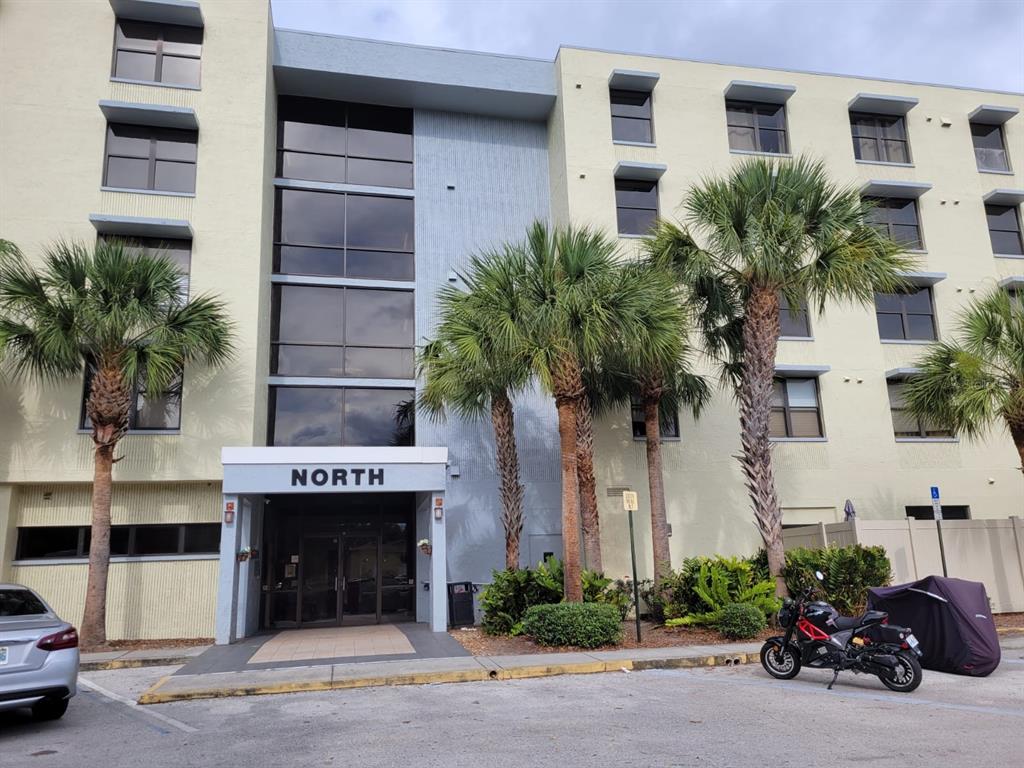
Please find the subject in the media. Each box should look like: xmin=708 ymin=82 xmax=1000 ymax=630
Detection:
xmin=414 ymin=110 xmax=561 ymax=583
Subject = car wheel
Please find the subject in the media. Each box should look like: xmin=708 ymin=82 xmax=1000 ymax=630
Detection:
xmin=32 ymin=697 xmax=69 ymax=721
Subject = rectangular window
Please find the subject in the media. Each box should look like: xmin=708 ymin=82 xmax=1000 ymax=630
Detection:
xmin=905 ymin=505 xmax=970 ymax=521
xmin=271 ymin=284 xmax=415 ymax=378
xmin=15 ymin=524 xmax=219 ymax=560
xmin=850 ymin=112 xmax=910 ymax=163
xmin=277 ymin=97 xmax=413 ymax=189
xmin=268 ymin=386 xmax=415 ymax=447
xmin=779 ymin=292 xmax=811 ymax=337
xmin=610 ymin=89 xmax=653 ymax=143
xmin=274 ymin=188 xmax=415 ymax=280
xmin=971 ymin=123 xmax=1010 ymax=172
xmin=104 ymin=123 xmax=197 ymax=193
xmin=99 ymin=236 xmax=191 ymax=298
xmin=112 ymin=19 xmax=202 ymax=88
xmin=630 ymin=397 xmax=679 ymax=439
xmin=615 ymin=179 xmax=658 ymax=235
xmin=770 ymin=378 xmax=823 ymax=438
xmin=888 ymin=381 xmax=952 ymax=438
xmin=81 ymin=362 xmax=182 ymax=431
xmin=726 ymin=100 xmax=788 ymax=154
xmin=865 ymin=197 xmax=923 ymax=250
xmin=986 ymin=204 xmax=1024 ymax=255
xmin=874 ymin=287 xmax=937 ymax=341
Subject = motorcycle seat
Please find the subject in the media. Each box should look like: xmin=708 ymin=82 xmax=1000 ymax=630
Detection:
xmin=832 ymin=610 xmax=886 ymax=630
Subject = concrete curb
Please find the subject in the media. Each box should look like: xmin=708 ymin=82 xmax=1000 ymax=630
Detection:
xmin=81 ymin=656 xmax=195 ymax=672
xmin=137 ymin=651 xmax=754 ymax=704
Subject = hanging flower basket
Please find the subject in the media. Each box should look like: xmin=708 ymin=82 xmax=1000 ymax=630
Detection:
xmin=418 ymin=538 xmax=432 ymax=556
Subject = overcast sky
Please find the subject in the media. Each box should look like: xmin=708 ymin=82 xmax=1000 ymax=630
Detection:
xmin=270 ymin=0 xmax=1024 ymax=93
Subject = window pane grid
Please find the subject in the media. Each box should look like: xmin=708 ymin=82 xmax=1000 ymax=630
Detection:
xmin=268 ymin=386 xmax=415 ymax=447
xmin=615 ymin=179 xmax=658 ymax=235
xmin=726 ymin=100 xmax=788 ymax=154
xmin=985 ymin=204 xmax=1024 ymax=255
xmin=112 ymin=20 xmax=202 ymax=87
xmin=770 ymin=378 xmax=823 ymax=438
xmin=16 ymin=524 xmax=219 ymax=559
xmin=865 ymin=197 xmax=922 ymax=249
xmin=874 ymin=288 xmax=936 ymax=341
xmin=104 ymin=123 xmax=197 ymax=193
xmin=850 ymin=113 xmax=909 ymax=163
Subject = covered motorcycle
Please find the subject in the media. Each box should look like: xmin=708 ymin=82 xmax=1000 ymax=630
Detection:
xmin=867 ymin=575 xmax=1000 ymax=676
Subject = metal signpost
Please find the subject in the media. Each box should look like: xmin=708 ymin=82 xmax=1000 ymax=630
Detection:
xmin=931 ymin=486 xmax=949 ymax=577
xmin=622 ymin=491 xmax=642 ymax=643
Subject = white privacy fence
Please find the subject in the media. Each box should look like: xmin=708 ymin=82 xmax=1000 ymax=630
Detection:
xmin=782 ymin=517 xmax=1024 ymax=613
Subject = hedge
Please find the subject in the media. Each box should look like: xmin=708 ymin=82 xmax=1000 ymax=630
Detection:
xmin=521 ymin=603 xmax=622 ymax=648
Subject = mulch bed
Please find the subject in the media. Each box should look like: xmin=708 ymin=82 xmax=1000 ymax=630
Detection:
xmin=995 ymin=612 xmax=1024 ymax=632
xmin=83 ymin=637 xmax=212 ymax=653
xmin=450 ymin=621 xmax=774 ymax=656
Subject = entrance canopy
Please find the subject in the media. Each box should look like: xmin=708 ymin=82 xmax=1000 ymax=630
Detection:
xmin=222 ymin=446 xmax=448 ymax=494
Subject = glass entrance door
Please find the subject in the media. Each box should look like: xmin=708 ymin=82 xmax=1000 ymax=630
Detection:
xmin=341 ymin=535 xmax=379 ymax=624
xmin=299 ymin=535 xmax=340 ymax=624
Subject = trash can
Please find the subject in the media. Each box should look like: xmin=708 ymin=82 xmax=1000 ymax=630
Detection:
xmin=447 ymin=581 xmax=475 ymax=627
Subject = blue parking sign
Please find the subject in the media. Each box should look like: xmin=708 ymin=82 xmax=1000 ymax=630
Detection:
xmin=930 ymin=486 xmax=940 ymax=500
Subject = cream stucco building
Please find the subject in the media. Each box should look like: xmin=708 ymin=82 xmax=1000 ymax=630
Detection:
xmin=0 ymin=0 xmax=1021 ymax=641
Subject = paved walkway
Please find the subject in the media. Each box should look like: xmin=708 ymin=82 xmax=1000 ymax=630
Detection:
xmin=80 ymin=644 xmax=210 ymax=670
xmin=138 ymin=641 xmax=761 ymax=703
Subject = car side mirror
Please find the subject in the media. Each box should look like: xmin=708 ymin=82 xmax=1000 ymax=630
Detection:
xmin=814 ymin=570 xmax=824 ymax=582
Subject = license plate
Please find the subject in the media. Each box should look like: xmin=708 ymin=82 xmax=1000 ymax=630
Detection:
xmin=906 ymin=634 xmax=920 ymax=649
xmin=0 ymin=647 xmax=7 ymax=665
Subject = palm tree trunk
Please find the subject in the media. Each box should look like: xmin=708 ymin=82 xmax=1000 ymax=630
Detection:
xmin=81 ymin=442 xmax=114 ymax=647
xmin=554 ymin=358 xmax=584 ymax=602
xmin=490 ymin=391 xmax=524 ymax=570
xmin=739 ymin=286 xmax=787 ymax=596
xmin=643 ymin=393 xmax=672 ymax=585
xmin=575 ymin=396 xmax=602 ymax=573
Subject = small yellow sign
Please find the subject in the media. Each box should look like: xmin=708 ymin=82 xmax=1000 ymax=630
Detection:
xmin=622 ymin=491 xmax=639 ymax=511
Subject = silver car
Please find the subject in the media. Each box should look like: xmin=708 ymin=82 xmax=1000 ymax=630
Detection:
xmin=0 ymin=584 xmax=78 ymax=720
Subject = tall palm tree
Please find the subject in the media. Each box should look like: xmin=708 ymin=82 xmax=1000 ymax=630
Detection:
xmin=646 ymin=156 xmax=915 ymax=593
xmin=419 ymin=248 xmax=531 ymax=569
xmin=575 ymin=394 xmax=603 ymax=572
xmin=904 ymin=287 xmax=1024 ymax=474
xmin=0 ymin=239 xmax=233 ymax=646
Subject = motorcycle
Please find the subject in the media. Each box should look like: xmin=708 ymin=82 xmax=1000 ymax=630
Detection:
xmin=760 ymin=570 xmax=923 ymax=692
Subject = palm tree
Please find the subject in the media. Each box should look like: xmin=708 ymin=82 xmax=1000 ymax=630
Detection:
xmin=575 ymin=394 xmax=603 ymax=572
xmin=646 ymin=156 xmax=915 ymax=593
xmin=904 ymin=287 xmax=1024 ymax=474
xmin=0 ymin=239 xmax=233 ymax=646
xmin=419 ymin=248 xmax=531 ymax=569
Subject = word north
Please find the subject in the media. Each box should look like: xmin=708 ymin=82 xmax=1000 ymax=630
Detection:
xmin=290 ymin=467 xmax=385 ymax=487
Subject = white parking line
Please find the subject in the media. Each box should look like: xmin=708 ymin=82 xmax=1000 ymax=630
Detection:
xmin=78 ymin=678 xmax=198 ymax=733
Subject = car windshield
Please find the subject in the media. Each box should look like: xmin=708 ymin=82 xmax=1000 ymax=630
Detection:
xmin=0 ymin=589 xmax=48 ymax=616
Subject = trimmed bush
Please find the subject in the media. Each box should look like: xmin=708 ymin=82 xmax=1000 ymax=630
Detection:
xmin=522 ymin=603 xmax=622 ymax=648
xmin=715 ymin=602 xmax=766 ymax=639
xmin=782 ymin=545 xmax=892 ymax=614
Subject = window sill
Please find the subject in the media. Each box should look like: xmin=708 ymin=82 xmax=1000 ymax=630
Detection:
xmin=779 ymin=335 xmax=814 ymax=342
xmin=895 ymin=437 xmax=959 ymax=444
xmin=632 ymin=436 xmax=681 ymax=443
xmin=273 ymin=177 xmax=415 ymax=198
xmin=880 ymin=339 xmax=934 ymax=345
xmin=77 ymin=429 xmax=181 ymax=436
xmin=101 ymin=186 xmax=196 ymax=198
xmin=109 ymin=77 xmax=201 ymax=92
xmin=855 ymin=159 xmax=915 ymax=168
xmin=770 ymin=437 xmax=828 ymax=443
xmin=905 ymin=249 xmax=928 ymax=255
xmin=613 ymin=140 xmax=656 ymax=148
xmin=618 ymin=233 xmax=648 ymax=239
xmin=12 ymin=554 xmax=219 ymax=567
xmin=994 ymin=253 xmax=1024 ymax=260
xmin=730 ymin=149 xmax=793 ymax=158
xmin=978 ymin=168 xmax=1015 ymax=176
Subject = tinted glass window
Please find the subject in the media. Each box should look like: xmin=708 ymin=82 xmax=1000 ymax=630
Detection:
xmin=17 ymin=527 xmax=81 ymax=559
xmin=874 ymin=287 xmax=936 ymax=341
xmin=865 ymin=197 xmax=922 ymax=250
xmin=279 ymin=189 xmax=344 ymax=246
xmin=346 ymin=195 xmax=415 ymax=251
xmin=270 ymin=387 xmax=415 ymax=447
xmin=726 ymin=100 xmax=788 ymax=154
xmin=345 ymin=289 xmax=414 ymax=348
xmin=630 ymin=397 xmax=679 ymax=438
xmin=770 ymin=377 xmax=822 ymax=438
xmin=134 ymin=525 xmax=181 ymax=555
xmin=610 ymin=89 xmax=653 ymax=143
xmin=270 ymin=387 xmax=345 ymax=446
xmin=971 ymin=123 xmax=1010 ymax=172
xmin=615 ymin=179 xmax=658 ymax=235
xmin=985 ymin=204 xmax=1023 ymax=255
xmin=104 ymin=123 xmax=197 ymax=193
xmin=344 ymin=388 xmax=415 ymax=446
xmin=183 ymin=524 xmax=221 ymax=554
xmin=112 ymin=20 xmax=201 ymax=87
xmin=779 ymin=293 xmax=811 ymax=337
xmin=347 ymin=104 xmax=413 ymax=161
xmin=0 ymin=589 xmax=48 ymax=616
xmin=850 ymin=113 xmax=910 ymax=163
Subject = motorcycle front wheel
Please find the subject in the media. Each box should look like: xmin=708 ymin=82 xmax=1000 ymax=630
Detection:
xmin=878 ymin=651 xmax=922 ymax=693
xmin=760 ymin=641 xmax=801 ymax=679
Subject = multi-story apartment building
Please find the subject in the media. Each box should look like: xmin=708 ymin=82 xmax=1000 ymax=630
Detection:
xmin=1 ymin=0 xmax=1020 ymax=642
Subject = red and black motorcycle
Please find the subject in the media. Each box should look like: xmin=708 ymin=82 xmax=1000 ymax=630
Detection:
xmin=760 ymin=571 xmax=923 ymax=692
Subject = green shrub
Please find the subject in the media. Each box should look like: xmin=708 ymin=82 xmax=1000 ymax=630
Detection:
xmin=781 ymin=544 xmax=892 ymax=614
xmin=667 ymin=557 xmax=779 ymax=627
xmin=714 ymin=602 xmax=766 ymax=639
xmin=522 ymin=603 xmax=622 ymax=648
xmin=479 ymin=557 xmax=633 ymax=634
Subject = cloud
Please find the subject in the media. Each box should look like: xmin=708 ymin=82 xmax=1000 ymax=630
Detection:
xmin=270 ymin=0 xmax=1023 ymax=92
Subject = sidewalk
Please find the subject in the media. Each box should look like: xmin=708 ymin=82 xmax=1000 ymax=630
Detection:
xmin=136 ymin=642 xmax=761 ymax=704
xmin=81 ymin=645 xmax=211 ymax=671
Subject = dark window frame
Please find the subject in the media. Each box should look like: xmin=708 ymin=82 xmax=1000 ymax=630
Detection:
xmin=986 ymin=203 xmax=1024 ymax=256
xmin=970 ymin=122 xmax=1011 ymax=173
xmin=779 ymin=292 xmax=812 ymax=338
xmin=267 ymin=385 xmax=416 ymax=447
xmin=725 ymin=99 xmax=789 ymax=155
xmin=630 ymin=396 xmax=680 ymax=439
xmin=270 ymin=283 xmax=416 ymax=379
xmin=111 ymin=19 xmax=203 ymax=88
xmin=849 ymin=111 xmax=911 ymax=164
xmin=770 ymin=377 xmax=824 ymax=439
xmin=887 ymin=380 xmax=953 ymax=439
xmin=609 ymin=88 xmax=654 ymax=144
xmin=15 ymin=523 xmax=220 ymax=560
xmin=874 ymin=286 xmax=938 ymax=341
xmin=102 ymin=122 xmax=198 ymax=194
xmin=864 ymin=196 xmax=924 ymax=250
xmin=614 ymin=178 xmax=659 ymax=235
xmin=79 ymin=360 xmax=184 ymax=433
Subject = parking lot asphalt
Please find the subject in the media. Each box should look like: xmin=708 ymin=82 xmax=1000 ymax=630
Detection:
xmin=1 ymin=641 xmax=1022 ymax=768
